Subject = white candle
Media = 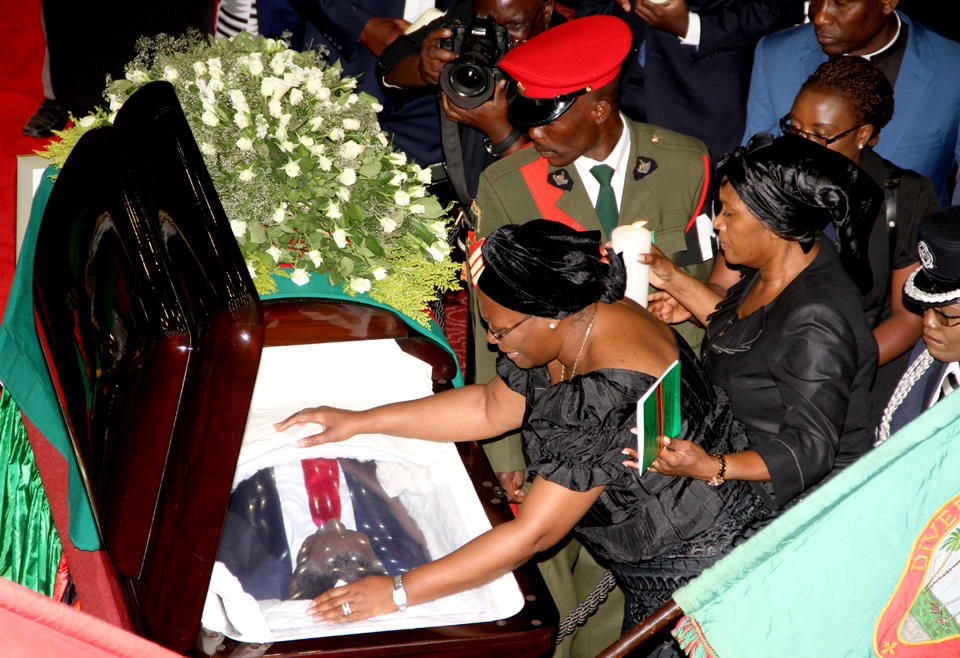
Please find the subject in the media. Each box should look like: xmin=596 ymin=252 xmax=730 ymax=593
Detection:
xmin=611 ymin=221 xmax=652 ymax=307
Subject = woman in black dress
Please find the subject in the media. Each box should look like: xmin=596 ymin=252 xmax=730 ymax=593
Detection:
xmin=275 ymin=220 xmax=769 ymax=643
xmin=633 ymin=134 xmax=880 ymax=513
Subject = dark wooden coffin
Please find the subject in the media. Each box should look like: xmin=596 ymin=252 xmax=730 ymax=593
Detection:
xmin=31 ymin=81 xmax=554 ymax=656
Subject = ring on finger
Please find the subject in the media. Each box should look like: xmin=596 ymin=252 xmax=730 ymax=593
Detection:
xmin=341 ymin=602 xmax=352 ymax=617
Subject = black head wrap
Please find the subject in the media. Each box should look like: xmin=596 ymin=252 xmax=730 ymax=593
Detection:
xmin=477 ymin=220 xmax=626 ymax=318
xmin=718 ymin=132 xmax=880 ymax=293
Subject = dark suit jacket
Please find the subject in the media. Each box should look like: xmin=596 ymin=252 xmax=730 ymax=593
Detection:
xmin=888 ymin=342 xmax=955 ymax=437
xmin=576 ymin=0 xmax=803 ymax=161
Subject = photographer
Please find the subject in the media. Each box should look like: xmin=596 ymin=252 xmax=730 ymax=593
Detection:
xmin=377 ymin=0 xmax=562 ymax=200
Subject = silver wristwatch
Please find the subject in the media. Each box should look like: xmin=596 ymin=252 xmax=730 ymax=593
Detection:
xmin=392 ymin=574 xmax=407 ymax=612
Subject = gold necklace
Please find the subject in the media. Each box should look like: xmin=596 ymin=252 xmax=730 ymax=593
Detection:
xmin=560 ymin=304 xmax=599 ymax=382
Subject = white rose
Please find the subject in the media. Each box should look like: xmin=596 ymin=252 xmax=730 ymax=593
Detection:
xmin=208 ymin=78 xmax=225 ymax=93
xmin=280 ymin=140 xmax=295 ymax=153
xmin=427 ymin=241 xmax=449 ymax=261
xmin=207 ymin=57 xmax=223 ymax=78
xmin=275 ymin=125 xmax=288 ymax=140
xmin=328 ymin=127 xmax=344 ymax=142
xmin=229 ymin=90 xmax=249 ymax=112
xmin=247 ymin=53 xmax=264 ymax=75
xmin=236 ymin=137 xmax=253 ymax=151
xmin=284 ymin=159 xmax=301 ymax=177
xmin=79 ymin=115 xmax=96 ymax=128
xmin=230 ymin=220 xmax=247 ymax=237
xmin=389 ymin=171 xmax=407 ymax=186
xmin=339 ymin=140 xmax=363 ymax=160
xmin=107 ymin=93 xmax=122 ymax=112
xmin=270 ymin=52 xmax=288 ymax=75
xmin=268 ymin=99 xmax=283 ymax=118
xmin=307 ymin=250 xmax=323 ymax=268
xmin=126 ymin=69 xmax=149 ymax=84
xmin=387 ymin=152 xmax=407 ymax=166
xmin=414 ymin=164 xmax=433 ymax=185
xmin=379 ymin=216 xmax=398 ymax=233
xmin=192 ymin=61 xmax=207 ymax=76
xmin=162 ymin=66 xmax=179 ymax=81
xmin=327 ymin=203 xmax=343 ymax=220
xmin=347 ymin=93 xmax=359 ymax=104
xmin=342 ymin=118 xmax=361 ymax=131
xmin=315 ymin=87 xmax=331 ymax=102
xmin=310 ymin=144 xmax=326 ymax=157
xmin=291 ymin=268 xmax=310 ymax=286
xmin=349 ymin=277 xmax=371 ymax=293
xmin=409 ymin=203 xmax=426 ymax=215
xmin=332 ymin=228 xmax=348 ymax=247
xmin=308 ymin=116 xmax=324 ymax=131
xmin=238 ymin=168 xmax=254 ymax=182
xmin=201 ymin=110 xmax=219 ymax=127
xmin=200 ymin=142 xmax=216 ymax=156
xmin=394 ymin=189 xmax=411 ymax=206
xmin=429 ymin=220 xmax=448 ymax=238
xmin=338 ymin=168 xmax=357 ymax=186
xmin=318 ymin=156 xmax=332 ymax=171
xmin=372 ymin=267 xmax=387 ymax=280
xmin=233 ymin=112 xmax=249 ymax=129
xmin=409 ymin=186 xmax=426 ymax=199
xmin=377 ymin=132 xmax=388 ymax=147
xmin=289 ymin=88 xmax=304 ymax=106
xmin=273 ymin=207 xmax=286 ymax=223
xmin=305 ymin=73 xmax=322 ymax=95
xmin=279 ymin=113 xmax=292 ymax=129
xmin=370 ymin=101 xmax=384 ymax=113
xmin=337 ymin=187 xmax=351 ymax=202
xmin=299 ymin=135 xmax=315 ymax=147
xmin=267 ymin=245 xmax=282 ymax=263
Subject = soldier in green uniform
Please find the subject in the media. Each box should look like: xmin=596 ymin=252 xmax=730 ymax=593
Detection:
xmin=465 ymin=15 xmax=717 ymax=657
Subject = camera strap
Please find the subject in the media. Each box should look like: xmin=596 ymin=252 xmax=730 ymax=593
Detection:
xmin=440 ymin=106 xmax=473 ymax=206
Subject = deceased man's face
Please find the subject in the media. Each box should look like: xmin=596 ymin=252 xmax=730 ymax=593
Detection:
xmin=287 ymin=518 xmax=387 ymax=600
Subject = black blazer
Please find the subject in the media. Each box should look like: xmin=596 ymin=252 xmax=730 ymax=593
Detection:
xmin=702 ymin=241 xmax=878 ymax=509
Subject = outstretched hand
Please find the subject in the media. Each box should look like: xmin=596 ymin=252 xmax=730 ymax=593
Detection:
xmin=615 ymin=0 xmax=691 ymax=38
xmin=308 ymin=575 xmax=396 ymax=623
xmin=274 ymin=406 xmax=361 ymax=448
xmin=638 ymin=244 xmax=681 ymax=290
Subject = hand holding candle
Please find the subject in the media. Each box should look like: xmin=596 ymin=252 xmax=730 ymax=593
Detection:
xmin=611 ymin=221 xmax=652 ymax=307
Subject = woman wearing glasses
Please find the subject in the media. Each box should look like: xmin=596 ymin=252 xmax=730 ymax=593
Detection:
xmin=632 ymin=133 xmax=880 ymax=517
xmin=779 ymin=56 xmax=940 ymax=426
xmin=275 ymin=220 xmax=771 ymax=652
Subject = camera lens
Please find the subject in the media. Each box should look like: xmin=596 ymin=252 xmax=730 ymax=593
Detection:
xmin=451 ymin=62 xmax=487 ymax=97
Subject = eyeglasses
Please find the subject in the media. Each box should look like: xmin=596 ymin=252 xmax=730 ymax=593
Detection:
xmin=925 ymin=307 xmax=960 ymax=327
xmin=779 ymin=114 xmax=862 ymax=146
xmin=488 ymin=314 xmax=532 ymax=341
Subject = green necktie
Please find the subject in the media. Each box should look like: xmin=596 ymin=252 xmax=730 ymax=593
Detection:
xmin=590 ymin=164 xmax=618 ymax=236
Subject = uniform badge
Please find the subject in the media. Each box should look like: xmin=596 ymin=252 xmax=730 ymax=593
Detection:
xmin=918 ymin=240 xmax=934 ymax=269
xmin=651 ymin=134 xmax=661 ymax=144
xmin=548 ymin=168 xmax=574 ymax=191
xmin=633 ymin=156 xmax=658 ymax=180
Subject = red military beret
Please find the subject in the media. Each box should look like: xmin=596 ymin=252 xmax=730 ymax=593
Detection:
xmin=500 ymin=15 xmax=632 ymax=128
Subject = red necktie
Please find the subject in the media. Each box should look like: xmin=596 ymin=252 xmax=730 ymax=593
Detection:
xmin=300 ymin=458 xmax=341 ymax=526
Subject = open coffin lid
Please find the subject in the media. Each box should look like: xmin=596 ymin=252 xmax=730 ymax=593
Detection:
xmin=32 ymin=81 xmax=554 ymax=656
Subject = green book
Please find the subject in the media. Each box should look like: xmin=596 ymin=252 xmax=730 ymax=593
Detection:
xmin=636 ymin=360 xmax=681 ymax=471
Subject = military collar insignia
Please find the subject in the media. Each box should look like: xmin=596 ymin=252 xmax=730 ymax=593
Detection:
xmin=548 ymin=168 xmax=574 ymax=191
xmin=633 ymin=156 xmax=658 ymax=180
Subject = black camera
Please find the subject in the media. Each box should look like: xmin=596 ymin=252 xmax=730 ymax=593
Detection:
xmin=437 ymin=14 xmax=512 ymax=110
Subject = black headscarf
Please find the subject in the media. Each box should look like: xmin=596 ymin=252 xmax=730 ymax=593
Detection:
xmin=477 ymin=220 xmax=626 ymax=318
xmin=719 ymin=132 xmax=880 ymax=293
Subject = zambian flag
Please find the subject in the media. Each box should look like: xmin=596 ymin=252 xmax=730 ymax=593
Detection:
xmin=670 ymin=391 xmax=960 ymax=657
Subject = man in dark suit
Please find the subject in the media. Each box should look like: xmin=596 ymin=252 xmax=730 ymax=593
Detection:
xmin=877 ymin=206 xmax=960 ymax=443
xmin=576 ymin=0 xmax=803 ymax=161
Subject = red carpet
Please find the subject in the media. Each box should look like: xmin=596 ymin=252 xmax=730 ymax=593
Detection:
xmin=0 ymin=0 xmax=45 ymax=316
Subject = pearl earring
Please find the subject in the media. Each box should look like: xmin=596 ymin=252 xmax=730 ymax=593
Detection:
xmin=858 ymin=143 xmax=864 ymax=150
xmin=549 ymin=322 xmax=557 ymax=330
